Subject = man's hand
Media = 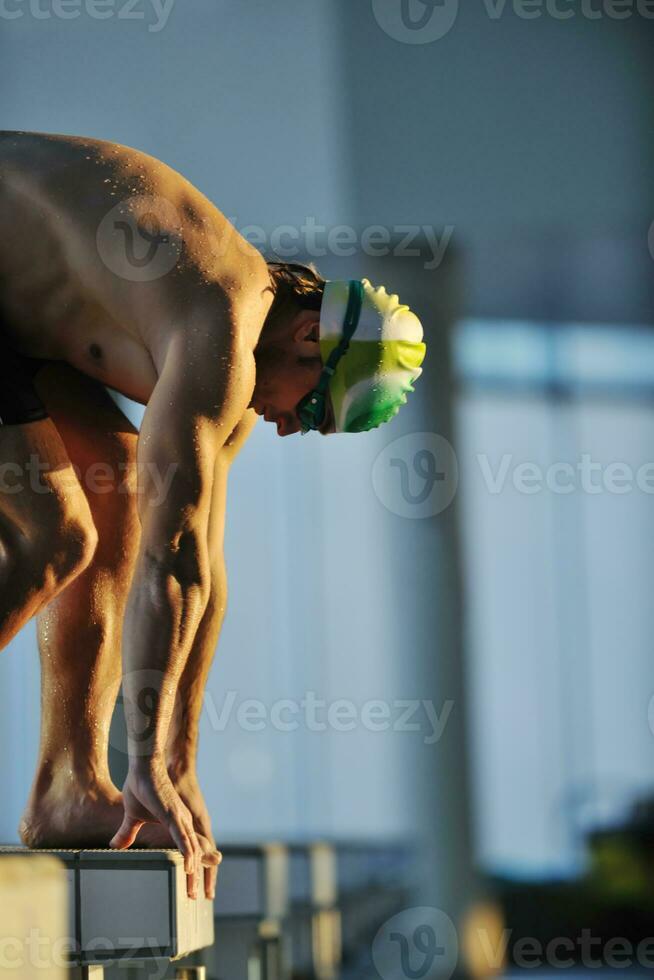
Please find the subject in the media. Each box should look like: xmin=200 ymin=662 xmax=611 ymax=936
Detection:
xmin=109 ymin=760 xmax=220 ymax=899
xmin=171 ymin=769 xmax=219 ymax=900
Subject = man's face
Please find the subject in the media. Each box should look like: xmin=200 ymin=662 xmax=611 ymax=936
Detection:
xmin=251 ymin=309 xmax=335 ymax=436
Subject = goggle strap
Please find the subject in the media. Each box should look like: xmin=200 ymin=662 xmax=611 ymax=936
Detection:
xmin=298 ymin=279 xmax=364 ymax=432
xmin=314 ymin=280 xmax=364 ymax=396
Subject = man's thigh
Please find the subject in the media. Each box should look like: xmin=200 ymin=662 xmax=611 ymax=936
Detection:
xmin=0 ymin=414 xmax=85 ymax=531
xmin=0 ymin=416 xmax=95 ymax=649
xmin=0 ymin=324 xmax=87 ymax=527
xmin=33 ymin=363 xmax=140 ymax=559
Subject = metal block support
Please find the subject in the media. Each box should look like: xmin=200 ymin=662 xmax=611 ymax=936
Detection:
xmin=0 ymin=848 xmax=214 ymax=969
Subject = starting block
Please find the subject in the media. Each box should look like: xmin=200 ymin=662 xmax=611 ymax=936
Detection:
xmin=0 ymin=848 xmax=213 ymax=977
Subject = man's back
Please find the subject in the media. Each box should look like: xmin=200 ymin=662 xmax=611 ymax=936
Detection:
xmin=0 ymin=131 xmax=269 ymax=403
xmin=0 ymin=133 xmax=275 ymax=884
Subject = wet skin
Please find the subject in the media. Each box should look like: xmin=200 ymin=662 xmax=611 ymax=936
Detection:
xmin=0 ymin=131 xmax=294 ymax=898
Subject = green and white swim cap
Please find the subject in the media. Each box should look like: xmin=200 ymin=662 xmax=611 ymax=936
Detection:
xmin=319 ymin=278 xmax=426 ymax=433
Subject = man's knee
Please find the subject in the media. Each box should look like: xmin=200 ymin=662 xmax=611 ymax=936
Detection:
xmin=52 ymin=512 xmax=99 ymax=583
xmin=20 ymin=493 xmax=98 ymax=594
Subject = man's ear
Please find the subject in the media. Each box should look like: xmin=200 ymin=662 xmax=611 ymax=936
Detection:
xmin=291 ymin=309 xmax=321 ymax=358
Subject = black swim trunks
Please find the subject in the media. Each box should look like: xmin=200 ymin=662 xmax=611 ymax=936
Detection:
xmin=0 ymin=329 xmax=50 ymax=426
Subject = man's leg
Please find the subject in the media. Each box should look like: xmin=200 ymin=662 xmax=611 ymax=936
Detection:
xmin=20 ymin=364 xmax=140 ymax=846
xmin=0 ymin=415 xmax=98 ymax=651
xmin=20 ymin=366 xmax=222 ymax=882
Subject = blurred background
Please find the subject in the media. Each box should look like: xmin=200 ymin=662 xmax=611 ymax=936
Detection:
xmin=2 ymin=2 xmax=654 ymax=978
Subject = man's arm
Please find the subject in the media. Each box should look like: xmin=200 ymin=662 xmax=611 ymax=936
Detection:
xmin=109 ymin=323 xmax=255 ymax=892
xmin=165 ymin=412 xmax=257 ymax=898
xmin=167 ymin=412 xmax=257 ymax=776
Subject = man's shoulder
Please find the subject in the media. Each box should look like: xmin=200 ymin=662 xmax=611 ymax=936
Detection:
xmin=185 ymin=250 xmax=272 ymax=354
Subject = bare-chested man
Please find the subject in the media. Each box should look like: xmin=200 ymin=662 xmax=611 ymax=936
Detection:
xmin=0 ymin=131 xmax=426 ymax=900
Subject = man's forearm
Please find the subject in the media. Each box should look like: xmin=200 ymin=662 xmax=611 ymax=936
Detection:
xmin=166 ymin=562 xmax=227 ymax=778
xmin=122 ymin=551 xmax=211 ymax=768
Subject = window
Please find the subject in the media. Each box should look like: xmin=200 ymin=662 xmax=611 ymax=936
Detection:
xmin=455 ymin=320 xmax=654 ymax=878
